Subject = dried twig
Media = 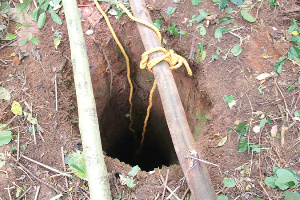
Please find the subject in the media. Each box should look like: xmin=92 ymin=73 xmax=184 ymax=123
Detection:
xmin=0 ymin=36 xmax=19 ymax=50
xmin=257 ymin=180 xmax=271 ymax=200
xmin=181 ymin=187 xmax=190 ymax=200
xmin=61 ymin=147 xmax=69 ymax=189
xmin=34 ymin=185 xmax=40 ymax=200
xmin=161 ymin=169 xmax=169 ymax=200
xmin=10 ymin=156 xmax=62 ymax=194
xmin=17 ymin=186 xmax=32 ymax=200
xmin=159 ymin=173 xmax=180 ymax=200
xmin=21 ymin=155 xmax=72 ymax=178
xmin=17 ymin=127 xmax=20 ymax=160
xmin=7 ymin=185 xmax=12 ymax=200
xmin=92 ymin=4 xmax=112 ymax=28
xmin=55 ymin=74 xmax=58 ymax=111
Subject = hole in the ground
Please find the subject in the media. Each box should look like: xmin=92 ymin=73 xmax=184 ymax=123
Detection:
xmin=99 ymin=95 xmax=178 ymax=171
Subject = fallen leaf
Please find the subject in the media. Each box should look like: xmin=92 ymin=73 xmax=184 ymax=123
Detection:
xmin=271 ymin=125 xmax=278 ymax=137
xmin=11 ymin=101 xmax=22 ymax=115
xmin=256 ymin=73 xmax=271 ymax=81
xmin=13 ymin=56 xmax=21 ymax=65
xmin=0 ymin=87 xmax=11 ymax=100
xmin=218 ymin=136 xmax=228 ymax=146
xmin=253 ymin=125 xmax=261 ymax=133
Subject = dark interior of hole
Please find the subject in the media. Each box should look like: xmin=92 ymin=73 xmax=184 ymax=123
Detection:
xmin=99 ymin=96 xmax=178 ymax=171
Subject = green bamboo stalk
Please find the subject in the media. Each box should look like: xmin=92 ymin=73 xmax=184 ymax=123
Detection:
xmin=61 ymin=0 xmax=111 ymax=199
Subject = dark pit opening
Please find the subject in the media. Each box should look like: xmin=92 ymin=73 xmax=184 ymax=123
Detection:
xmin=99 ymin=95 xmax=178 ymax=171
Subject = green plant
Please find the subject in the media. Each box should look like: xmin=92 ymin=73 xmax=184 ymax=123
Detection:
xmin=219 ymin=0 xmax=228 ymax=10
xmin=191 ymin=0 xmax=202 ymax=6
xmin=153 ymin=17 xmax=162 ymax=30
xmin=223 ymin=94 xmax=236 ymax=109
xmin=230 ymin=0 xmax=245 ymax=5
xmin=165 ymin=23 xmax=178 ymax=36
xmin=32 ymin=0 xmax=63 ymax=29
xmin=241 ymin=9 xmax=256 ymax=22
xmin=223 ymin=178 xmax=236 ymax=187
xmin=179 ymin=30 xmax=188 ymax=41
xmin=66 ymin=151 xmax=87 ymax=180
xmin=217 ymin=195 xmax=228 ymax=200
xmin=269 ymin=0 xmax=279 ymax=6
xmin=273 ymin=56 xmax=286 ymax=74
xmin=195 ymin=43 xmax=207 ymax=63
xmin=264 ymin=167 xmax=299 ymax=190
xmin=188 ymin=9 xmax=209 ymax=26
xmin=19 ymin=33 xmax=40 ymax=46
xmin=231 ymin=44 xmax=242 ymax=56
xmin=125 ymin=165 xmax=141 ymax=188
xmin=166 ymin=6 xmax=176 ymax=16
xmin=215 ymin=27 xmax=230 ymax=39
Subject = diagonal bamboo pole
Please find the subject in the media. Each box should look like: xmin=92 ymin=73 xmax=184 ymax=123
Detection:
xmin=129 ymin=0 xmax=217 ymax=199
xmin=61 ymin=0 xmax=111 ymax=199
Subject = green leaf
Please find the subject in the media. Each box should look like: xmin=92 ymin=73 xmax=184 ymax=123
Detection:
xmin=237 ymin=141 xmax=248 ymax=152
xmin=288 ymin=86 xmax=295 ymax=91
xmin=264 ymin=176 xmax=277 ymax=188
xmin=38 ymin=12 xmax=47 ymax=29
xmin=230 ymin=0 xmax=245 ymax=5
xmin=260 ymin=118 xmax=267 ymax=127
xmin=39 ymin=0 xmax=46 ymax=5
xmin=197 ymin=9 xmax=209 ymax=22
xmin=269 ymin=0 xmax=279 ymax=6
xmin=289 ymin=46 xmax=300 ymax=59
xmin=5 ymin=33 xmax=16 ymax=40
xmin=295 ymin=110 xmax=300 ymax=117
xmin=219 ymin=0 xmax=228 ymax=10
xmin=126 ymin=177 xmax=137 ymax=188
xmin=30 ymin=37 xmax=40 ymax=46
xmin=219 ymin=17 xmax=234 ymax=26
xmin=153 ymin=18 xmax=162 ymax=30
xmin=275 ymin=175 xmax=297 ymax=190
xmin=251 ymin=199 xmax=263 ymax=200
xmin=0 ymin=2 xmax=11 ymax=13
xmin=51 ymin=13 xmax=62 ymax=25
xmin=0 ymin=87 xmax=11 ymax=101
xmin=28 ymin=33 xmax=33 ymax=41
xmin=217 ymin=195 xmax=228 ymax=200
xmin=223 ymin=178 xmax=236 ymax=187
xmin=44 ymin=0 xmax=51 ymax=10
xmin=283 ymin=191 xmax=300 ymax=200
xmin=26 ymin=113 xmax=38 ymax=124
xmin=212 ymin=54 xmax=219 ymax=61
xmin=231 ymin=44 xmax=242 ymax=56
xmin=180 ymin=30 xmax=188 ymax=41
xmin=19 ymin=38 xmax=28 ymax=46
xmin=0 ymin=131 xmax=13 ymax=146
xmin=291 ymin=35 xmax=300 ymax=45
xmin=241 ymin=9 xmax=256 ymax=22
xmin=32 ymin=7 xmax=40 ymax=21
xmin=223 ymin=95 xmax=234 ymax=103
xmin=215 ymin=27 xmax=230 ymax=39
xmin=128 ymin=165 xmax=141 ymax=177
xmin=288 ymin=19 xmax=297 ymax=33
xmin=67 ymin=151 xmax=87 ymax=180
xmin=273 ymin=56 xmax=286 ymax=74
xmin=191 ymin=0 xmax=202 ymax=6
xmin=226 ymin=7 xmax=232 ymax=14
xmin=166 ymin=6 xmax=176 ymax=16
xmin=16 ymin=0 xmax=31 ymax=13
xmin=218 ymin=136 xmax=227 ymax=146
xmin=197 ymin=24 xmax=206 ymax=35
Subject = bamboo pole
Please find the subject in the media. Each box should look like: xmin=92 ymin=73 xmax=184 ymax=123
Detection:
xmin=61 ymin=0 xmax=111 ymax=199
xmin=129 ymin=0 xmax=216 ymax=199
